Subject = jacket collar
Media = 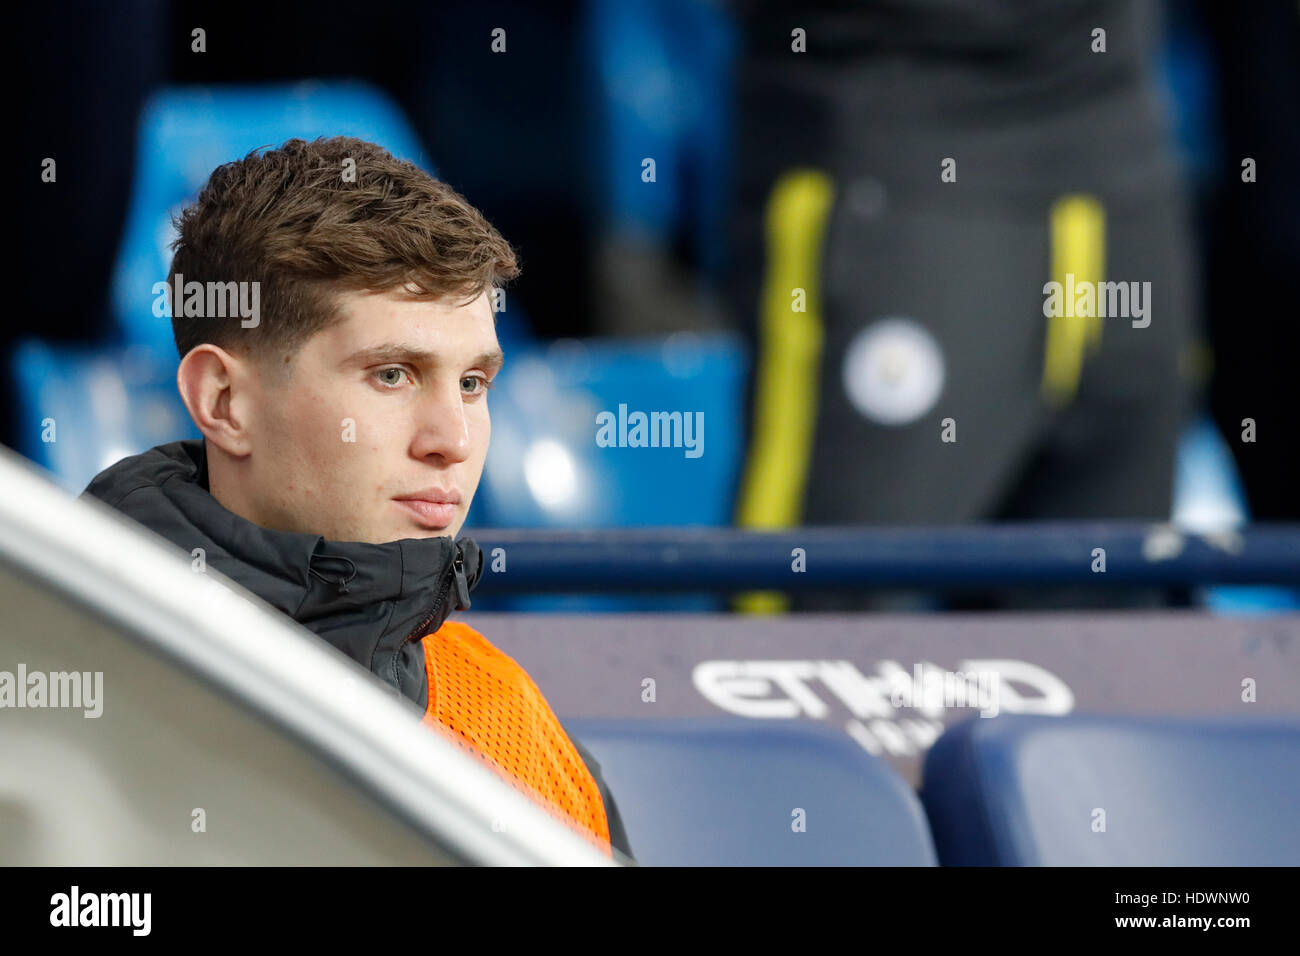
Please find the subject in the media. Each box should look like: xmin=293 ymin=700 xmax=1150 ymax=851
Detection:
xmin=81 ymin=439 xmax=482 ymax=710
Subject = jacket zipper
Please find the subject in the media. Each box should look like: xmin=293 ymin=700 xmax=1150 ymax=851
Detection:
xmin=400 ymin=541 xmax=468 ymax=649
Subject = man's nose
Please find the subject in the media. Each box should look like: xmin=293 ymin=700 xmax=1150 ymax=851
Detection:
xmin=411 ymin=381 xmax=472 ymax=462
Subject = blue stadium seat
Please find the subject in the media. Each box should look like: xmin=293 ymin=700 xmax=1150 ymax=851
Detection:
xmin=470 ymin=330 xmax=749 ymax=611
xmin=583 ymin=0 xmax=736 ymax=281
xmin=920 ymin=714 xmax=1300 ymax=865
xmin=8 ymin=340 xmax=199 ymax=494
xmin=1173 ymin=415 xmax=1300 ymax=612
xmin=1172 ymin=414 xmax=1248 ymax=531
xmin=561 ymin=717 xmax=938 ymax=865
xmin=480 ymin=331 xmax=747 ymax=528
xmin=111 ymin=81 xmax=434 ymax=355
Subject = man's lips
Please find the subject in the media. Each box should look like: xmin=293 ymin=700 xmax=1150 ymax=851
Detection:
xmin=393 ymin=497 xmax=460 ymax=529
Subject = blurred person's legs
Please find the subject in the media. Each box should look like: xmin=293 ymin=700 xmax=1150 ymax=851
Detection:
xmin=734 ymin=185 xmax=1197 ymax=612
xmin=972 ymin=187 xmax=1199 ymax=610
xmin=727 ymin=0 xmax=1200 ymax=611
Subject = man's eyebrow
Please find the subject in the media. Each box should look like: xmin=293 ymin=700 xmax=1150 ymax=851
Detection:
xmin=342 ymin=344 xmax=505 ymax=372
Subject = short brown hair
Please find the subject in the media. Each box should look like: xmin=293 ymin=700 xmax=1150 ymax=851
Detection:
xmin=167 ymin=135 xmax=520 ymax=365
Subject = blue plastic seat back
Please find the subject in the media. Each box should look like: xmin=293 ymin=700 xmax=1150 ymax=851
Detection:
xmin=111 ymin=81 xmax=435 ymax=356
xmin=921 ymin=714 xmax=1300 ymax=865
xmin=9 ymin=340 xmax=199 ymax=493
xmin=1173 ymin=415 xmax=1300 ymax=611
xmin=470 ymin=330 xmax=747 ymax=612
xmin=583 ymin=0 xmax=736 ymax=281
xmin=479 ymin=331 xmax=747 ymax=529
xmin=562 ymin=717 xmax=938 ymax=866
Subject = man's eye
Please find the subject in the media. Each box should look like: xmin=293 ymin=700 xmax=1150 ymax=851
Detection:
xmin=462 ymin=375 xmax=495 ymax=396
xmin=374 ymin=367 xmax=410 ymax=387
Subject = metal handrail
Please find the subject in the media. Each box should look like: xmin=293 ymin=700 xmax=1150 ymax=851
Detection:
xmin=468 ymin=524 xmax=1300 ymax=592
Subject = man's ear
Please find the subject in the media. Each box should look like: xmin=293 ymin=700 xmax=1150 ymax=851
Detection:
xmin=176 ymin=344 xmax=255 ymax=458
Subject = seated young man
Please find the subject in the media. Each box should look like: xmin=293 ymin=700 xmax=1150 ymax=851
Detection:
xmin=82 ymin=136 xmax=632 ymax=861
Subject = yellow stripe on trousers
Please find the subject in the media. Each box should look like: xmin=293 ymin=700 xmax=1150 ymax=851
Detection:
xmin=1041 ymin=195 xmax=1106 ymax=406
xmin=733 ymin=169 xmax=835 ymax=615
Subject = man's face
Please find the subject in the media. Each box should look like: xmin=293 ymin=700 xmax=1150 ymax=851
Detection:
xmin=238 ymin=288 xmax=501 ymax=544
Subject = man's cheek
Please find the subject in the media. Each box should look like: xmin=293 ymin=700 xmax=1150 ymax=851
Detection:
xmin=302 ymin=400 xmax=357 ymax=465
